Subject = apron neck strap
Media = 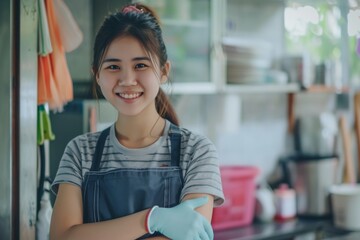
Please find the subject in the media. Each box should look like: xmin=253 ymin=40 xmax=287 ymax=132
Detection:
xmin=169 ymin=124 xmax=181 ymax=167
xmin=90 ymin=127 xmax=111 ymax=172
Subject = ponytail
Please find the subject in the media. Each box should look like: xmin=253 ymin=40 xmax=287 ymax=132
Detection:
xmin=156 ymin=89 xmax=179 ymax=126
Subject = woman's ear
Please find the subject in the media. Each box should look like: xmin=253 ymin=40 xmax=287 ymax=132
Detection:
xmin=91 ymin=67 xmax=100 ymax=84
xmin=95 ymin=73 xmax=100 ymax=85
xmin=161 ymin=61 xmax=171 ymax=84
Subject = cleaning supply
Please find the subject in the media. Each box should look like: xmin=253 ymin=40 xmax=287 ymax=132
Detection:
xmin=147 ymin=197 xmax=212 ymax=240
xmin=274 ymin=184 xmax=296 ymax=221
xmin=36 ymin=191 xmax=53 ymax=240
xmin=255 ymin=186 xmax=276 ymax=222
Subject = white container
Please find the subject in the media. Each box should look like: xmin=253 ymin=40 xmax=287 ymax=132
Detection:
xmin=255 ymin=187 xmax=276 ymax=222
xmin=330 ymin=184 xmax=360 ymax=230
xmin=274 ymin=184 xmax=296 ymax=220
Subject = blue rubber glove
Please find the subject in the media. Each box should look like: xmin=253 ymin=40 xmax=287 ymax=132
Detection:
xmin=148 ymin=196 xmax=213 ymax=240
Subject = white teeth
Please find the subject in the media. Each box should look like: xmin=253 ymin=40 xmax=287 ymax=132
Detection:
xmin=118 ymin=92 xmax=141 ymax=99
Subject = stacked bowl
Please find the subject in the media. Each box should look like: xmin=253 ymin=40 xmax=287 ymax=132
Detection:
xmin=222 ymin=37 xmax=273 ymax=84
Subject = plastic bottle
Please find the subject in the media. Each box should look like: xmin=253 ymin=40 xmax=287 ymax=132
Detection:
xmin=36 ymin=193 xmax=53 ymax=240
xmin=274 ymin=183 xmax=296 ymax=221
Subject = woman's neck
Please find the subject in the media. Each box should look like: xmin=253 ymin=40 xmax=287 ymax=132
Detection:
xmin=115 ymin=113 xmax=166 ymax=148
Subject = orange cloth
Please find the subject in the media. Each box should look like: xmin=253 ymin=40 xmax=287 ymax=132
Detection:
xmin=38 ymin=56 xmax=62 ymax=108
xmin=38 ymin=0 xmax=73 ymax=110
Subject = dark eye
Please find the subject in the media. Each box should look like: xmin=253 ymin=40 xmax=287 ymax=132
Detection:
xmin=106 ymin=65 xmax=120 ymax=70
xmin=135 ymin=63 xmax=148 ymax=69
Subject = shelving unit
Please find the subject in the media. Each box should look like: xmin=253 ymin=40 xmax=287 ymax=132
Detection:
xmin=131 ymin=0 xmax=353 ymax=98
xmin=163 ymin=82 xmax=217 ymax=95
xmin=222 ymin=83 xmax=300 ymax=94
xmin=303 ymin=85 xmax=349 ymax=94
xmin=168 ymin=83 xmax=349 ymax=95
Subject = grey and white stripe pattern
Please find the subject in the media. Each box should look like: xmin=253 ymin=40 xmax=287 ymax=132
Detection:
xmin=52 ymin=120 xmax=225 ymax=206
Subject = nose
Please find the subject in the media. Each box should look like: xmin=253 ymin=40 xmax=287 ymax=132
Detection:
xmin=118 ymin=69 xmax=137 ymax=86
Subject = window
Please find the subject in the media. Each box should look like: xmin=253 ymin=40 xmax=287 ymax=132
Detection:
xmin=285 ymin=0 xmax=360 ymax=87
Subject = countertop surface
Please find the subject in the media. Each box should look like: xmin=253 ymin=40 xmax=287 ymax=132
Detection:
xmin=214 ymin=218 xmax=356 ymax=240
xmin=325 ymin=232 xmax=360 ymax=240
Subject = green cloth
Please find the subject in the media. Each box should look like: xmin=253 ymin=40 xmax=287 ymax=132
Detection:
xmin=37 ymin=105 xmax=55 ymax=145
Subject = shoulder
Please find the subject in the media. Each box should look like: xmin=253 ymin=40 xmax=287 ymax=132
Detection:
xmin=173 ymin=125 xmax=217 ymax=161
xmin=178 ymin=126 xmax=216 ymax=151
xmin=64 ymin=129 xmax=105 ymax=156
xmin=67 ymin=131 xmax=102 ymax=147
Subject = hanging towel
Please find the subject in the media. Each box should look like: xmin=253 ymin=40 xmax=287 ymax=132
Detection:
xmin=37 ymin=0 xmax=56 ymax=107
xmin=53 ymin=0 xmax=83 ymax=53
xmin=44 ymin=0 xmax=74 ymax=110
xmin=38 ymin=0 xmax=52 ymax=56
xmin=38 ymin=56 xmax=62 ymax=108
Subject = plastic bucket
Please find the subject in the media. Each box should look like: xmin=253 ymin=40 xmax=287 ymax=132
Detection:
xmin=212 ymin=166 xmax=259 ymax=230
xmin=330 ymin=184 xmax=360 ymax=230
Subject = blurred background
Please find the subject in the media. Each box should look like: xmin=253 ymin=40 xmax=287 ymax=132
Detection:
xmin=1 ymin=0 xmax=360 ymax=239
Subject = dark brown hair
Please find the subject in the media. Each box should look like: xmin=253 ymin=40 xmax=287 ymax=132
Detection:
xmin=92 ymin=3 xmax=179 ymax=126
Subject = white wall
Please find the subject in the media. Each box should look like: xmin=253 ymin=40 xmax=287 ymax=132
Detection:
xmin=173 ymin=93 xmax=336 ymax=183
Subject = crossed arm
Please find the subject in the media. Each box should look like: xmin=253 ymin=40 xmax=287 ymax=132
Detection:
xmin=50 ymin=183 xmax=214 ymax=240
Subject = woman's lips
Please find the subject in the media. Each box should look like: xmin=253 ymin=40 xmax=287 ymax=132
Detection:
xmin=116 ymin=92 xmax=143 ymax=99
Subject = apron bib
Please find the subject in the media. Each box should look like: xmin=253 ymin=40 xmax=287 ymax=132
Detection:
xmin=82 ymin=124 xmax=183 ymax=238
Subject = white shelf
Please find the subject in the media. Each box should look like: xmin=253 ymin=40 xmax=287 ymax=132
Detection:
xmin=221 ymin=83 xmax=300 ymax=93
xmin=162 ymin=82 xmax=217 ymax=95
xmin=161 ymin=82 xmax=348 ymax=95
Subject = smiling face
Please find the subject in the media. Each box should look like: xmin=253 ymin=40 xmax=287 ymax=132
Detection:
xmin=96 ymin=36 xmax=169 ymax=118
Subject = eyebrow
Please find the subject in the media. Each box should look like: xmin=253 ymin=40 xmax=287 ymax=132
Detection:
xmin=102 ymin=57 xmax=151 ymax=63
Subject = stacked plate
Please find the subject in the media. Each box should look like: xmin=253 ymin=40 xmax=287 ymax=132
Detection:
xmin=222 ymin=37 xmax=273 ymax=84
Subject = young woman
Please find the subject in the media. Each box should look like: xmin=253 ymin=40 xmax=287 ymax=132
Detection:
xmin=50 ymin=3 xmax=224 ymax=240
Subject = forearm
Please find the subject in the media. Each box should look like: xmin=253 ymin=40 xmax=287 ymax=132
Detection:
xmin=51 ymin=184 xmax=214 ymax=240
xmin=52 ymin=209 xmax=149 ymax=240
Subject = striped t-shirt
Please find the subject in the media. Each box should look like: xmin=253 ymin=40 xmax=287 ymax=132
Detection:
xmin=51 ymin=120 xmax=225 ymax=206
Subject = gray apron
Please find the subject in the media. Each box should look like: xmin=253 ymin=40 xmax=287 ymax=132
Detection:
xmin=82 ymin=124 xmax=183 ymax=238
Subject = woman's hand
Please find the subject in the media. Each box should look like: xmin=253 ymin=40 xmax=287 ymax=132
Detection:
xmin=148 ymin=196 xmax=213 ymax=240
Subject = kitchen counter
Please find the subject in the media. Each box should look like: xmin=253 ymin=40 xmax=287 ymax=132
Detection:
xmin=325 ymin=232 xmax=360 ymax=240
xmin=214 ymin=218 xmax=355 ymax=240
